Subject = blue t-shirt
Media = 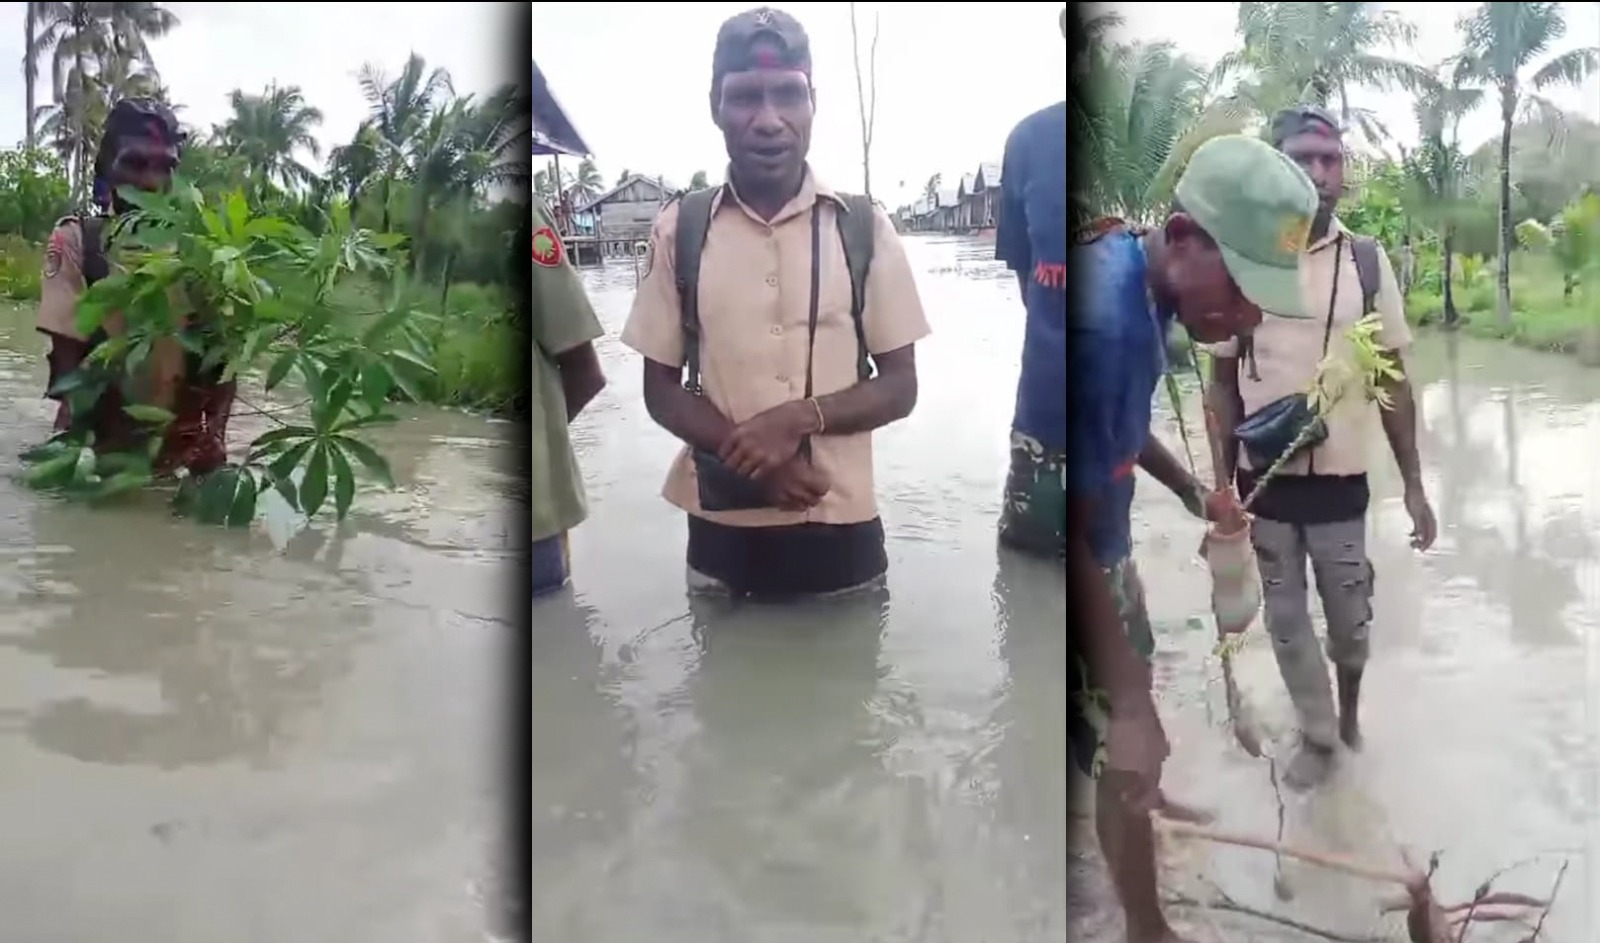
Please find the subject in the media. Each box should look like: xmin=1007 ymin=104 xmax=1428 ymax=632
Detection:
xmin=997 ymin=102 xmax=1069 ymax=453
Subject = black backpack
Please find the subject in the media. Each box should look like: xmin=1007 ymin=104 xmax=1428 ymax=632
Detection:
xmin=670 ymin=187 xmax=877 ymax=391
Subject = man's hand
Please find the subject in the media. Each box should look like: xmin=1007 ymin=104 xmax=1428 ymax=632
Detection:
xmin=1404 ymin=484 xmax=1436 ymax=551
xmin=719 ymin=400 xmax=817 ymax=479
xmin=766 ymin=456 xmax=831 ymax=510
xmin=1200 ymin=487 xmax=1246 ymax=530
xmin=1103 ymin=688 xmax=1170 ymax=813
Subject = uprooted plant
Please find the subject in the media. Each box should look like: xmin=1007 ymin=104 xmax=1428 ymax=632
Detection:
xmin=19 ymin=181 xmax=437 ymax=528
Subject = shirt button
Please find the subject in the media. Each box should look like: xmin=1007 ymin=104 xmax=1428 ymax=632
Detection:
xmin=776 ymin=374 xmax=789 ymax=383
xmin=771 ymin=325 xmax=783 ymax=336
xmin=765 ymin=274 xmax=778 ymax=287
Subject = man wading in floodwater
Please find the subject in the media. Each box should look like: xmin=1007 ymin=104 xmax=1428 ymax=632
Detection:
xmin=35 ymin=98 xmax=236 ymax=476
xmin=532 ymin=193 xmax=607 ymax=598
xmin=1207 ymin=105 xmax=1436 ymax=790
xmin=1061 ymin=134 xmax=1321 ymax=943
xmin=622 ymin=6 xmax=930 ymax=599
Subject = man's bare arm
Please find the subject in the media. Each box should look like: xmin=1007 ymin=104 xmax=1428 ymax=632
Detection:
xmin=556 ymin=342 xmax=605 ymax=422
xmin=641 ymin=359 xmax=735 ymax=453
xmin=807 ymin=344 xmax=918 ymax=436
xmin=1377 ymin=352 xmax=1424 ymax=491
xmin=1070 ymin=495 xmax=1152 ymax=702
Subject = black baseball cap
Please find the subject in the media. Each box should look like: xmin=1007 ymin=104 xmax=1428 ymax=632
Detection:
xmin=711 ymin=6 xmax=812 ymax=87
xmin=1269 ymin=104 xmax=1341 ymax=148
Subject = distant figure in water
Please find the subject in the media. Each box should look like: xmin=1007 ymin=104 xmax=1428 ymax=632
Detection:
xmin=531 ymin=193 xmax=606 ymax=598
xmin=35 ymin=97 xmax=237 ymax=477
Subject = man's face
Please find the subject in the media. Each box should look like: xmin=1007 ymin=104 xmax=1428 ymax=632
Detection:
xmin=715 ymin=45 xmax=813 ymax=190
xmin=1163 ymin=215 xmax=1263 ymax=344
xmin=1279 ymin=129 xmax=1344 ymax=218
xmin=109 ymin=134 xmax=179 ymax=196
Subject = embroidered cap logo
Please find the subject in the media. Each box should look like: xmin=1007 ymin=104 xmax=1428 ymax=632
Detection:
xmin=1278 ymin=214 xmax=1312 ymax=255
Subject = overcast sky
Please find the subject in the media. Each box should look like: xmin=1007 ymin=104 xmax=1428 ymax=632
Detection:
xmin=535 ymin=1 xmax=1596 ymax=209
xmin=0 ymin=1 xmax=519 ymax=165
xmin=1102 ymin=1 xmax=1599 ymax=153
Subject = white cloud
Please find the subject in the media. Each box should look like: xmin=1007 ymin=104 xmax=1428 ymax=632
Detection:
xmin=0 ymin=1 xmax=519 ymax=163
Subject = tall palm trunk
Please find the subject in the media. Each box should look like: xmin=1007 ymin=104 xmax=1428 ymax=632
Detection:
xmin=1441 ymin=226 xmax=1459 ymax=326
xmin=1494 ymin=78 xmax=1515 ymax=327
xmin=73 ymin=6 xmax=88 ymax=202
xmin=24 ymin=2 xmax=36 ymax=151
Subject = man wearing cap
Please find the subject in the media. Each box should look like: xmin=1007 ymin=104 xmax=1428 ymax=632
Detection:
xmin=1064 ymin=134 xmax=1320 ymax=943
xmin=34 ymin=97 xmax=236 ymax=476
xmin=1206 ymin=105 xmax=1435 ymax=789
xmin=621 ymin=6 xmax=931 ymax=599
xmin=532 ymin=193 xmax=607 ymax=598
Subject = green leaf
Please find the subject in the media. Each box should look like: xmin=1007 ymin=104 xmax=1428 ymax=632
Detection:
xmin=249 ymin=425 xmax=318 ymax=450
xmin=299 ymin=353 xmax=328 ymax=403
xmin=93 ymin=470 xmax=151 ymax=501
xmin=316 ymin=379 xmax=354 ymax=432
xmin=361 ymin=303 xmax=414 ymax=347
xmin=360 ymin=361 xmax=394 ymax=407
xmin=329 ymin=445 xmax=356 ymax=520
xmin=387 ymin=347 xmax=437 ymax=377
xmin=123 ymin=404 xmax=176 ymax=425
xmin=265 ymin=347 xmax=297 ymax=390
xmin=267 ymin=438 xmax=315 ymax=482
xmin=196 ymin=467 xmax=240 ymax=525
xmin=299 ymin=442 xmax=330 ymax=517
xmin=226 ymin=190 xmax=250 ymax=238
xmin=26 ymin=452 xmax=79 ymax=488
xmin=334 ymin=435 xmax=394 ymax=488
xmin=227 ymin=469 xmax=258 ymax=527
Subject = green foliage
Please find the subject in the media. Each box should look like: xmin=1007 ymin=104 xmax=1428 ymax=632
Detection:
xmin=20 ymin=181 xmax=433 ymax=527
xmin=0 ymin=149 xmax=71 ymax=242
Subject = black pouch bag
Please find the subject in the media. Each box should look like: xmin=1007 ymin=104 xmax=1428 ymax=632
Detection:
xmin=690 ymin=207 xmax=824 ymax=512
xmin=1232 ymin=233 xmax=1344 ymax=472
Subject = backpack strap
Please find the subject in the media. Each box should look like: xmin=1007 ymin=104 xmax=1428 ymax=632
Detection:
xmin=673 ymin=188 xmax=881 ymax=389
xmin=833 ymin=193 xmax=877 ymax=380
xmin=672 ymin=188 xmax=718 ymax=393
xmin=1350 ymin=234 xmax=1380 ymax=316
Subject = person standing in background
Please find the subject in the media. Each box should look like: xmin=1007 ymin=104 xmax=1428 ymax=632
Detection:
xmin=532 ymin=193 xmax=607 ymax=598
xmin=1205 ymin=105 xmax=1436 ymax=789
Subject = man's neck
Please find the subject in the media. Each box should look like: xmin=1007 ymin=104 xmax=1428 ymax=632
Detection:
xmin=1140 ymin=229 xmax=1176 ymax=313
xmin=1311 ymin=208 xmax=1335 ymax=243
xmin=729 ymin=165 xmax=806 ymax=222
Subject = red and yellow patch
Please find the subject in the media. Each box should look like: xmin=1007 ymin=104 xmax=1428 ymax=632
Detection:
xmin=43 ymin=227 xmax=68 ymax=278
xmin=532 ymin=225 xmax=564 ymax=268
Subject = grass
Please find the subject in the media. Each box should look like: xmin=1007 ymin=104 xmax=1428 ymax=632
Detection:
xmin=0 ymin=237 xmax=521 ymax=415
xmin=1405 ymin=253 xmax=1600 ymax=362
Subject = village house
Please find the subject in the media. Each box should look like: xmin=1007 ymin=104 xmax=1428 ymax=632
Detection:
xmin=575 ymin=174 xmax=679 ymax=261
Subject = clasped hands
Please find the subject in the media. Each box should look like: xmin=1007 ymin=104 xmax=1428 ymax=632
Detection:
xmin=715 ymin=399 xmax=829 ymax=511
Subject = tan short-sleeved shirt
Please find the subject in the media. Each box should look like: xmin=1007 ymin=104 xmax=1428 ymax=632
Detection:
xmin=36 ymin=217 xmax=186 ymax=408
xmin=620 ymin=170 xmax=931 ymax=527
xmin=532 ymin=195 xmax=605 ymax=544
xmin=1209 ymin=220 xmax=1411 ymax=477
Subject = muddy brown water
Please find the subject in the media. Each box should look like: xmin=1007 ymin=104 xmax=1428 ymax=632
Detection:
xmin=0 ymin=235 xmax=1591 ymax=942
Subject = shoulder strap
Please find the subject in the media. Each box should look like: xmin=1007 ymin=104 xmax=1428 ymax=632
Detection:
xmin=833 ymin=193 xmax=876 ymax=380
xmin=1350 ymin=234 xmax=1380 ymax=316
xmin=672 ymin=188 xmax=718 ymax=392
xmin=78 ymin=216 xmax=109 ymax=286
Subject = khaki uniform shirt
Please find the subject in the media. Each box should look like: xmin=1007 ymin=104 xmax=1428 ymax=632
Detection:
xmin=1209 ymin=219 xmax=1412 ymax=476
xmin=532 ymin=195 xmax=605 ymax=543
xmin=620 ymin=171 xmax=931 ymax=527
xmin=36 ymin=216 xmax=186 ymax=409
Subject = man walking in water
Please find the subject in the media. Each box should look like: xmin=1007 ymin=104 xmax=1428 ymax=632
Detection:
xmin=1055 ymin=131 xmax=1321 ymax=942
xmin=1206 ymin=105 xmax=1436 ymax=789
xmin=35 ymin=98 xmax=235 ymax=476
xmin=622 ymin=6 xmax=930 ymax=599
xmin=532 ymin=193 xmax=607 ymax=597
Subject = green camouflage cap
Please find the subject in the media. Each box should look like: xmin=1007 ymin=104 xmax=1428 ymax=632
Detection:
xmin=1174 ymin=134 xmax=1318 ymax=319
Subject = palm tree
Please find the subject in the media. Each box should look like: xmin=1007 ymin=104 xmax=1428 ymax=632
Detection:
xmin=327 ymin=121 xmax=383 ymax=218
xmin=923 ymin=172 xmax=940 ymax=206
xmin=357 ymin=51 xmax=453 ymax=233
xmin=689 ymin=169 xmax=709 ymax=189
xmin=1454 ymin=1 xmax=1600 ymax=326
xmin=24 ymin=2 xmax=39 ymax=150
xmin=1213 ymin=2 xmax=1434 ymax=144
xmin=571 ymin=157 xmax=603 ymax=201
xmin=1081 ymin=37 xmax=1222 ymax=222
xmin=216 ymin=83 xmax=324 ymax=199
xmin=1400 ymin=71 xmax=1484 ymax=325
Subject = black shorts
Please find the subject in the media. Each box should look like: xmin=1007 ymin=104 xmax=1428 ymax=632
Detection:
xmin=686 ymin=515 xmax=889 ymax=598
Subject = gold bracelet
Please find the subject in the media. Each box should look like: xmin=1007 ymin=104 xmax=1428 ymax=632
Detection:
xmin=808 ymin=397 xmax=826 ymax=434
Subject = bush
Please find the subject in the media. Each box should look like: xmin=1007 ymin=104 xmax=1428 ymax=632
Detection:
xmin=0 ymin=234 xmax=42 ymax=301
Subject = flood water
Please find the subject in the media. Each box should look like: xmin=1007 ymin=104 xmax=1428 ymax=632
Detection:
xmin=0 ymin=233 xmax=1592 ymax=943
xmin=0 ymin=302 xmax=517 ymax=942
xmin=540 ymin=235 xmax=1597 ymax=943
